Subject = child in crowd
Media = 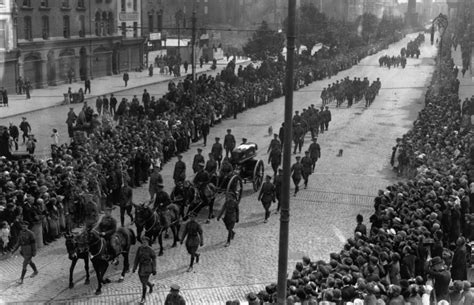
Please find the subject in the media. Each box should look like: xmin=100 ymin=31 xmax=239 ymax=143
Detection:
xmin=0 ymin=221 xmax=10 ymax=254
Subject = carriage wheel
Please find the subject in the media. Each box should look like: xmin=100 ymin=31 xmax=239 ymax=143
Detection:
xmin=227 ymin=175 xmax=243 ymax=203
xmin=252 ymin=160 xmax=264 ymax=192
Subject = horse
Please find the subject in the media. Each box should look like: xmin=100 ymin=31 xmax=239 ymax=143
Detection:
xmin=64 ymin=232 xmax=90 ymax=289
xmin=86 ymin=227 xmax=136 ymax=295
xmin=134 ymin=203 xmax=181 ymax=256
xmin=187 ymin=184 xmax=216 ymax=223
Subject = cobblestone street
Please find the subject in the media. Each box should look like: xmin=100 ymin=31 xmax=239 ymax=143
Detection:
xmin=0 ymin=33 xmax=437 ymax=304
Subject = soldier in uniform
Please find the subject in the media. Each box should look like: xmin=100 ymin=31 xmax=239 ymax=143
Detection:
xmin=153 ymin=183 xmax=171 ymax=212
xmin=267 ymin=134 xmax=281 ymax=154
xmin=224 ymin=129 xmax=236 ymax=158
xmin=133 ymin=236 xmax=156 ymax=305
xmin=268 ymin=143 xmax=282 ymax=177
xmin=119 ymin=183 xmax=134 ymax=227
xmin=258 ymin=175 xmax=276 ymax=223
xmin=274 ymin=169 xmax=283 ymax=213
xmin=181 ymin=212 xmax=203 ymax=272
xmin=192 ymin=148 xmax=205 ymax=174
xmin=301 ymin=151 xmax=313 ymax=189
xmin=193 ymin=162 xmax=213 ymax=221
xmin=322 ymin=106 xmax=331 ymax=131
xmin=149 ymin=163 xmax=163 ymax=201
xmin=205 ymin=153 xmax=217 ymax=176
xmin=293 ymin=123 xmax=305 ymax=154
xmin=164 ymin=284 xmax=186 ymax=305
xmin=217 ymin=192 xmax=239 ymax=247
xmin=278 ymin=123 xmax=285 ymax=147
xmin=12 ymin=221 xmax=38 ymax=284
xmin=173 ymin=154 xmax=186 ymax=185
xmin=97 ymin=207 xmax=119 ymax=263
xmin=291 ymin=156 xmax=303 ymax=196
xmin=211 ymin=137 xmax=223 ymax=168
xmin=218 ymin=157 xmax=233 ymax=188
xmin=308 ymin=138 xmax=321 ymax=172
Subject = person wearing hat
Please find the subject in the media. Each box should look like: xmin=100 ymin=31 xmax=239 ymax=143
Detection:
xmin=293 ymin=122 xmax=305 ymax=154
xmin=19 ymin=117 xmax=31 ymax=145
xmin=193 ymin=161 xmax=214 ymax=222
xmin=427 ymin=256 xmax=451 ymax=302
xmin=153 ymin=182 xmax=171 ymax=215
xmin=451 ymin=236 xmax=467 ymax=281
xmin=205 ymin=153 xmax=217 ymax=176
xmin=164 ymin=284 xmax=186 ymax=305
xmin=149 ymin=164 xmax=163 ymax=201
xmin=224 ymin=129 xmax=236 ymax=158
xmin=133 ymin=235 xmax=156 ymax=304
xmin=11 ymin=221 xmax=38 ymax=284
xmin=308 ymin=137 xmax=321 ymax=173
xmin=181 ymin=212 xmax=203 ymax=272
xmin=217 ymin=191 xmax=239 ymax=247
xmin=321 ymin=106 xmax=331 ymax=132
xmin=119 ymin=182 xmax=134 ymax=227
xmin=267 ymin=134 xmax=281 ymax=154
xmin=273 ymin=169 xmax=283 ymax=213
xmin=291 ymin=156 xmax=303 ymax=196
xmin=192 ymin=148 xmax=205 ymax=174
xmin=211 ymin=137 xmax=223 ymax=168
xmin=301 ymin=151 xmax=313 ymax=189
xmin=240 ymin=138 xmax=248 ymax=145
xmin=258 ymin=175 xmax=276 ymax=223
xmin=173 ymin=154 xmax=186 ymax=186
xmin=97 ymin=206 xmax=120 ymax=263
xmin=200 ymin=118 xmax=210 ymax=147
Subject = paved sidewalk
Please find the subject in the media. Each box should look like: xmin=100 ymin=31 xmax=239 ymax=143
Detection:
xmin=0 ymin=58 xmax=248 ymax=119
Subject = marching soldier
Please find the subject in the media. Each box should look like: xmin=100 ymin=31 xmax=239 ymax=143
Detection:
xmin=12 ymin=221 xmax=38 ymax=285
xmin=322 ymin=106 xmax=331 ymax=131
xmin=267 ymin=134 xmax=281 ymax=154
xmin=205 ymin=153 xmax=218 ymax=176
xmin=218 ymin=157 xmax=233 ymax=188
xmin=308 ymin=138 xmax=321 ymax=173
xmin=224 ymin=129 xmax=236 ymax=158
xmin=274 ymin=169 xmax=283 ymax=213
xmin=268 ymin=143 xmax=282 ymax=177
xmin=293 ymin=123 xmax=305 ymax=154
xmin=211 ymin=137 xmax=223 ymax=168
xmin=173 ymin=154 xmax=186 ymax=185
xmin=258 ymin=175 xmax=276 ymax=223
xmin=217 ymin=192 xmax=239 ymax=247
xmin=133 ymin=236 xmax=156 ymax=305
xmin=164 ymin=285 xmax=186 ymax=305
xmin=192 ymin=148 xmax=205 ymax=174
xmin=301 ymin=151 xmax=313 ymax=189
xmin=149 ymin=163 xmax=163 ymax=201
xmin=181 ymin=212 xmax=203 ymax=272
xmin=193 ymin=162 xmax=213 ymax=221
xmin=291 ymin=156 xmax=303 ymax=196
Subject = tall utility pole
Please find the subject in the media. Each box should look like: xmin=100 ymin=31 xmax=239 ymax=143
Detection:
xmin=276 ymin=0 xmax=296 ymax=303
xmin=191 ymin=9 xmax=197 ymax=105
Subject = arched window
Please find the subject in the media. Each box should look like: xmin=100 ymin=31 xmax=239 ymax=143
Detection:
xmin=157 ymin=10 xmax=163 ymax=32
xmin=148 ymin=13 xmax=154 ymax=33
xmin=95 ymin=12 xmax=101 ymax=36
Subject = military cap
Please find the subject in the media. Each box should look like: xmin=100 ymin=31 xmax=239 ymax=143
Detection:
xmin=197 ymin=148 xmax=203 ymax=152
xmin=170 ymin=284 xmax=180 ymax=291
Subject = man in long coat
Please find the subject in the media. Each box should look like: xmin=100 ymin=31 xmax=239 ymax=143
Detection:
xmin=258 ymin=175 xmax=276 ymax=223
xmin=133 ymin=236 xmax=156 ymax=305
xmin=181 ymin=212 xmax=203 ymax=272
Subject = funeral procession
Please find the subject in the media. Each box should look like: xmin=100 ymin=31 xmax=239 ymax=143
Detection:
xmin=2 ymin=0 xmax=474 ymax=304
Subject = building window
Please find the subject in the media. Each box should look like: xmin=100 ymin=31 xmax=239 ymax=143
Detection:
xmin=42 ymin=16 xmax=49 ymax=39
xmin=133 ymin=0 xmax=137 ymax=11
xmin=148 ymin=13 xmax=154 ymax=33
xmin=0 ymin=21 xmax=6 ymax=49
xmin=24 ymin=16 xmax=32 ymax=40
xmin=102 ymin=12 xmax=108 ymax=36
xmin=108 ymin=12 xmax=114 ymax=35
xmin=62 ymin=0 xmax=69 ymax=8
xmin=157 ymin=11 xmax=163 ymax=32
xmin=121 ymin=22 xmax=126 ymax=37
xmin=95 ymin=12 xmax=101 ymax=36
xmin=133 ymin=22 xmax=137 ymax=37
xmin=204 ymin=6 xmax=208 ymax=15
xmin=22 ymin=0 xmax=31 ymax=7
xmin=63 ymin=15 xmax=70 ymax=38
xmin=77 ymin=0 xmax=85 ymax=8
xmin=79 ymin=15 xmax=85 ymax=37
xmin=121 ymin=0 xmax=126 ymax=12
xmin=40 ymin=0 xmax=48 ymax=7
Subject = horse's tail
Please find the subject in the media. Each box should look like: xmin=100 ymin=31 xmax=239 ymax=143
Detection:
xmin=128 ymin=228 xmax=136 ymax=245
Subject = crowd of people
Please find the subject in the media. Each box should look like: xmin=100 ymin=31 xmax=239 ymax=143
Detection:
xmin=321 ymin=77 xmax=381 ymax=108
xmin=244 ymin=34 xmax=474 ymax=304
xmin=378 ymin=55 xmax=407 ymax=69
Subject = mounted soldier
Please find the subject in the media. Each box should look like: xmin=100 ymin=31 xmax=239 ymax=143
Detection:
xmin=97 ymin=207 xmax=119 ymax=264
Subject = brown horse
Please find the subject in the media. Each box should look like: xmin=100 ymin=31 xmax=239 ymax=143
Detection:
xmin=134 ymin=203 xmax=181 ymax=256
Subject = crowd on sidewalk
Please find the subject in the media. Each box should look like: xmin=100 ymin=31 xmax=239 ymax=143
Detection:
xmin=242 ymin=36 xmax=474 ymax=305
